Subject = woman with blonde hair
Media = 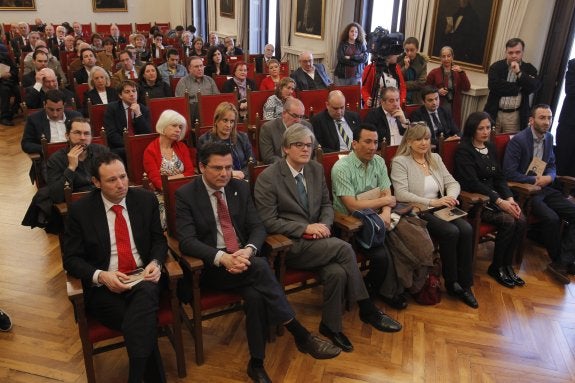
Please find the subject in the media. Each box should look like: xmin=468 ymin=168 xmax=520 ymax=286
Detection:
xmin=83 ymin=65 xmax=118 ymax=116
xmin=197 ymin=102 xmax=253 ymax=179
xmin=262 ymin=77 xmax=296 ymax=120
xmin=143 ymin=109 xmax=195 ymax=191
xmin=390 ymin=122 xmax=476 ymax=308
xmin=259 ymin=58 xmax=285 ymax=91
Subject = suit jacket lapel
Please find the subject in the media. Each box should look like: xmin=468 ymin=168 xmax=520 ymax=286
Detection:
xmin=196 ymin=179 xmax=219 ymax=246
xmin=90 ymin=192 xmax=112 ymax=261
xmin=280 ymin=161 xmax=307 ymax=214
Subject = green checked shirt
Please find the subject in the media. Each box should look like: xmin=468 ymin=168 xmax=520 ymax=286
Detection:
xmin=331 ymin=151 xmax=391 ymax=214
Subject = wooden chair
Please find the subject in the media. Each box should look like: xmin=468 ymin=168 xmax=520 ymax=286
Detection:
xmin=94 ymin=23 xmax=110 ymax=36
xmin=123 ymin=131 xmax=160 ymax=186
xmin=197 ymin=92 xmax=237 ymax=126
xmin=81 ymin=23 xmax=93 ymax=36
xmin=169 ymin=75 xmax=182 ymax=94
xmin=297 ymin=89 xmax=330 ymax=118
xmin=147 ymin=93 xmax=191 ymax=139
xmin=331 ymin=84 xmax=361 ymax=112
xmin=87 ymin=100 xmax=108 ymax=137
xmin=212 ymin=74 xmax=230 ymax=92
xmin=74 ymin=82 xmax=89 ymax=111
xmin=404 ymin=104 xmax=420 ymax=121
xmin=135 ymin=22 xmax=151 ymax=35
xmin=64 ymin=185 xmax=186 ymax=382
xmin=117 ymin=23 xmax=133 ymax=36
xmin=161 ymin=175 xmax=244 ymax=365
xmin=246 ymin=89 xmax=274 ymax=126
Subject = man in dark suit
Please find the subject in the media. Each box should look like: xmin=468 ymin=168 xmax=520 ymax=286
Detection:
xmin=410 ymin=86 xmax=459 ymax=146
xmin=255 ymin=44 xmax=275 ymax=73
xmin=0 ymin=45 xmax=20 ymax=126
xmin=311 ymin=90 xmax=360 ymax=153
xmin=503 ymin=104 xmax=575 ymax=284
xmin=290 ymin=51 xmax=332 ymax=90
xmin=259 ymin=98 xmax=312 ymax=164
xmin=10 ymin=22 xmax=29 ymax=58
xmin=484 ymin=38 xmax=541 ymax=133
xmin=21 ymin=49 xmax=49 ymax=88
xmin=363 ymin=86 xmax=409 ymax=148
xmin=104 ymin=80 xmax=151 ymax=159
xmin=254 ymin=124 xmax=402 ymax=353
xmin=223 ymin=36 xmax=244 ymax=57
xmin=110 ymin=24 xmax=127 ymax=45
xmin=73 ymin=48 xmax=97 ymax=85
xmin=24 ymin=68 xmax=74 ymax=110
xmin=176 ymin=143 xmax=340 ymax=382
xmin=63 ymin=152 xmax=167 ymax=383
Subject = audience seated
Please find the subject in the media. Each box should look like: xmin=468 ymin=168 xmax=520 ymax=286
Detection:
xmin=104 ymin=80 xmax=151 ymax=159
xmin=259 ymin=97 xmax=312 ymax=164
xmin=363 ymin=87 xmax=408 ymax=148
xmin=204 ymin=46 xmax=230 ymax=77
xmin=157 ymin=49 xmax=188 ymax=84
xmin=390 ymin=123 xmax=477 ymax=308
xmin=109 ymin=23 xmax=126 ymax=45
xmin=150 ymin=33 xmax=165 ymax=60
xmin=259 ymin=59 xmax=285 ymax=91
xmin=137 ymin=63 xmax=173 ymax=104
xmin=311 ymin=90 xmax=360 ymax=153
xmin=189 ymin=36 xmax=206 ymax=57
xmin=291 ymin=51 xmax=332 ymax=90
xmin=222 ymin=62 xmax=257 ymax=120
xmin=112 ymin=50 xmax=142 ymax=88
xmin=181 ymin=32 xmax=197 ymax=57
xmin=96 ymin=38 xmax=117 ymax=74
xmin=197 ymin=102 xmax=252 ymax=179
xmin=73 ymin=47 xmax=97 ymax=84
xmin=24 ymin=68 xmax=74 ymax=109
xmin=133 ymin=33 xmax=150 ymax=62
xmin=262 ymin=77 xmax=296 ymax=120
xmin=23 ymin=43 xmax=67 ymax=88
xmin=175 ymin=56 xmax=219 ymax=124
xmin=83 ymin=66 xmax=119 ymax=117
xmin=255 ymin=43 xmax=275 ymax=73
xmin=0 ymin=44 xmax=20 ymax=126
xmin=409 ymin=86 xmax=459 ymax=146
xmin=223 ymin=36 xmax=243 ymax=57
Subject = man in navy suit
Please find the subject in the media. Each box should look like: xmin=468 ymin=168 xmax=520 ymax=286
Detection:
xmin=103 ymin=80 xmax=151 ymax=159
xmin=311 ymin=90 xmax=360 ymax=153
xmin=290 ymin=51 xmax=332 ymax=90
xmin=410 ymin=86 xmax=459 ymax=146
xmin=176 ymin=143 xmax=340 ymax=382
xmin=363 ymin=87 xmax=409 ymax=148
xmin=503 ymin=104 xmax=575 ymax=284
xmin=63 ymin=152 xmax=167 ymax=382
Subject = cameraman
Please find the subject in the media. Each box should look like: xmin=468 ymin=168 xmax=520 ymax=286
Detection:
xmin=361 ymin=28 xmax=406 ymax=109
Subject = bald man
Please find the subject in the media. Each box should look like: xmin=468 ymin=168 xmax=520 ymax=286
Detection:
xmin=310 ymin=90 xmax=361 ymax=153
xmin=290 ymin=51 xmax=332 ymax=90
xmin=24 ymin=68 xmax=74 ymax=109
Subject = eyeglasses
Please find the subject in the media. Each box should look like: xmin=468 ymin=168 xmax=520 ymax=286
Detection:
xmin=286 ymin=111 xmax=305 ymax=119
xmin=290 ymin=142 xmax=313 ymax=149
xmin=409 ymin=121 xmax=427 ymax=127
xmin=204 ymin=164 xmax=233 ymax=172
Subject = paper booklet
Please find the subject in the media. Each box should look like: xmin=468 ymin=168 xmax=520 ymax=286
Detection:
xmin=433 ymin=207 xmax=467 ymax=222
xmin=525 ymin=157 xmax=546 ymax=177
xmin=356 ymin=187 xmax=380 ymax=201
xmin=120 ymin=267 xmax=145 ymax=287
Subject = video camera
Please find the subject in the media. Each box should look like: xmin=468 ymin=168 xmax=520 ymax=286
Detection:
xmin=367 ymin=27 xmax=404 ymax=65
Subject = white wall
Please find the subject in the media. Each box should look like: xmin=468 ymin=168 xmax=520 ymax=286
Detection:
xmin=0 ymin=0 xmax=187 ymax=28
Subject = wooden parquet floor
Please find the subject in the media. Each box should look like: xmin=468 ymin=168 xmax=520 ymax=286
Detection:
xmin=1 ymin=119 xmax=575 ymax=382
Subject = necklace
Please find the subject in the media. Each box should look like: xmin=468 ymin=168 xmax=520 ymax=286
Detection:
xmin=473 ymin=145 xmax=488 ymax=155
xmin=412 ymin=156 xmax=427 ymax=168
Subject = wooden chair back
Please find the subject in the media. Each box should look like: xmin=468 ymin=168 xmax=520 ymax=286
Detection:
xmin=135 ymin=22 xmax=151 ymax=35
xmin=123 ymin=132 xmax=160 ymax=185
xmin=246 ymin=89 xmax=274 ymax=126
xmin=212 ymin=74 xmax=230 ymax=92
xmin=94 ymin=23 xmax=110 ymax=36
xmin=315 ymin=146 xmax=350 ymax=197
xmin=331 ymin=84 xmax=361 ymax=113
xmin=81 ymin=24 xmax=93 ymax=36
xmin=87 ymin=100 xmax=108 ymax=137
xmin=74 ymin=82 xmax=89 ymax=110
xmin=161 ymin=174 xmax=196 ymax=237
xmin=491 ymin=131 xmax=515 ymax=167
xmin=404 ymin=104 xmax=420 ymax=121
xmin=169 ymin=75 xmax=183 ymax=94
xmin=117 ymin=23 xmax=132 ymax=36
xmin=197 ymin=92 xmax=237 ymax=126
xmin=380 ymin=139 xmax=399 ymax=174
xmin=438 ymin=135 xmax=461 ymax=174
xmin=147 ymin=93 xmax=191 ymax=134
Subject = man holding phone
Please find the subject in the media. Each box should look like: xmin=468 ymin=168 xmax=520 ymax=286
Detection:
xmin=46 ymin=117 xmax=108 ymax=203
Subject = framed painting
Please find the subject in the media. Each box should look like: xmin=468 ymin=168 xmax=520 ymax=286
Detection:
xmin=429 ymin=0 xmax=500 ymax=72
xmin=0 ymin=0 xmax=36 ymax=10
xmin=92 ymin=0 xmax=127 ymax=12
xmin=220 ymin=0 xmax=234 ymax=18
xmin=294 ymin=0 xmax=325 ymax=40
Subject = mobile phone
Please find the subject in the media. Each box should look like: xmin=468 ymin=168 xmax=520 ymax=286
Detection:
xmin=449 ymin=208 xmax=466 ymax=217
xmin=120 ymin=267 xmax=144 ymax=284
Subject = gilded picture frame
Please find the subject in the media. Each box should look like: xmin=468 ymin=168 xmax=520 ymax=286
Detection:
xmin=220 ymin=0 xmax=234 ymax=19
xmin=294 ymin=0 xmax=325 ymax=40
xmin=0 ymin=0 xmax=36 ymax=11
xmin=92 ymin=0 xmax=128 ymax=12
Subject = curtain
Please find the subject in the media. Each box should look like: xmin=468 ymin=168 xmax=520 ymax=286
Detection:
xmin=489 ymin=0 xmax=530 ymax=65
xmin=405 ymin=0 xmax=431 ymax=45
xmin=325 ymin=0 xmax=344 ymax=73
xmin=279 ymin=0 xmax=291 ymax=60
xmin=236 ymin=0 xmax=248 ymax=50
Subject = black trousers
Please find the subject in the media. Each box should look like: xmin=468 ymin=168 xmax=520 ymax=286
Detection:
xmin=419 ymin=214 xmax=474 ymax=289
xmin=86 ymin=280 xmax=165 ymax=383
xmin=200 ymin=257 xmax=295 ymax=360
xmin=0 ymin=80 xmax=20 ymax=120
xmin=481 ymin=209 xmax=527 ymax=268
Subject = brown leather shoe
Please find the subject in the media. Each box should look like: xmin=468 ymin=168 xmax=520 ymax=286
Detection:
xmin=296 ymin=335 xmax=341 ymax=359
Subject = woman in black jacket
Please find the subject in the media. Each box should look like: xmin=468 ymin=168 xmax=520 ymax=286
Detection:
xmin=454 ymin=111 xmax=526 ymax=288
xmin=137 ymin=63 xmax=173 ymax=104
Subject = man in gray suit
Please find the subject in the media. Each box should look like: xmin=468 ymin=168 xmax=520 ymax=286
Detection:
xmin=259 ymin=98 xmax=311 ymax=164
xmin=254 ymin=125 xmax=401 ymax=353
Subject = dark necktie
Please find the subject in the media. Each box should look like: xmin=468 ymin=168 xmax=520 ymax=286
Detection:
xmin=214 ymin=191 xmax=240 ymax=253
xmin=125 ymin=107 xmax=134 ymax=135
xmin=111 ymin=205 xmax=137 ymax=272
xmin=336 ymin=120 xmax=351 ymax=149
xmin=431 ymin=112 xmax=443 ymax=133
xmin=295 ymin=173 xmax=308 ymax=212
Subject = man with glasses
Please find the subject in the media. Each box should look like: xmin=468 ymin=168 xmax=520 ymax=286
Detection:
xmin=175 ymin=56 xmax=220 ymax=124
xmin=46 ymin=117 xmax=109 ymax=203
xmin=311 ymin=90 xmax=360 ymax=153
xmin=255 ymin=124 xmax=402 ymax=354
xmin=259 ymin=97 xmax=312 ymax=164
xmin=291 ymin=51 xmax=332 ymax=90
xmin=176 ymin=142 xmax=341 ymax=382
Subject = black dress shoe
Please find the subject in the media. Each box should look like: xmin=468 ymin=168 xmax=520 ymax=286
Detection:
xmin=319 ymin=322 xmax=353 ymax=352
xmin=487 ymin=265 xmax=515 ymax=288
xmin=447 ymin=283 xmax=479 ymax=309
xmin=360 ymin=310 xmax=402 ymax=332
xmin=547 ymin=262 xmax=571 ymax=284
xmin=505 ymin=265 xmax=525 ymax=286
xmin=381 ymin=294 xmax=408 ymax=310
xmin=247 ymin=364 xmax=272 ymax=383
xmin=296 ymin=334 xmax=341 ymax=359
xmin=0 ymin=118 xmax=14 ymax=126
xmin=566 ymin=262 xmax=575 ymax=276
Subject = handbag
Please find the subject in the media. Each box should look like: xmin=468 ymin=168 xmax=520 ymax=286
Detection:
xmin=413 ymin=271 xmax=441 ymax=305
xmin=351 ymin=208 xmax=386 ymax=249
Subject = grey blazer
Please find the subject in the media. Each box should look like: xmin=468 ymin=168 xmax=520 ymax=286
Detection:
xmin=259 ymin=118 xmax=312 ymax=164
xmin=254 ymin=159 xmax=333 ymax=238
xmin=390 ymin=153 xmax=460 ymax=207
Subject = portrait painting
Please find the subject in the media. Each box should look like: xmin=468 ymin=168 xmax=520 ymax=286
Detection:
xmin=0 ymin=0 xmax=36 ymax=10
xmin=92 ymin=0 xmax=127 ymax=12
xmin=220 ymin=0 xmax=234 ymax=18
xmin=294 ymin=0 xmax=325 ymax=39
xmin=429 ymin=0 xmax=500 ymax=72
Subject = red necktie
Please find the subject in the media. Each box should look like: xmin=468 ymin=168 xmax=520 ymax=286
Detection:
xmin=214 ymin=191 xmax=239 ymax=253
xmin=111 ymin=205 xmax=137 ymax=272
xmin=125 ymin=107 xmax=134 ymax=135
xmin=129 ymin=70 xmax=135 ymax=80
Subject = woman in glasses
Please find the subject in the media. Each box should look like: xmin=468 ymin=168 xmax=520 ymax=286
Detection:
xmin=197 ymin=102 xmax=253 ymax=179
xmin=454 ymin=111 xmax=526 ymax=288
xmin=263 ymin=77 xmax=296 ymax=120
xmin=390 ymin=122 xmax=477 ymax=308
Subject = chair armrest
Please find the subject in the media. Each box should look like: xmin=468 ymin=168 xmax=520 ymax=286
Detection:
xmin=66 ymin=273 xmax=84 ymax=300
xmin=55 ymin=202 xmax=67 ymax=216
xmin=334 ymin=211 xmax=362 ymax=233
xmin=557 ymin=175 xmax=575 ymax=196
xmin=163 ymin=253 xmax=183 ymax=281
xmin=263 ymin=234 xmax=292 ymax=252
xmin=28 ymin=153 xmax=41 ymax=161
xmin=165 ymin=234 xmax=205 ymax=272
xmin=459 ymin=191 xmax=489 ymax=205
xmin=508 ymin=181 xmax=541 ymax=195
